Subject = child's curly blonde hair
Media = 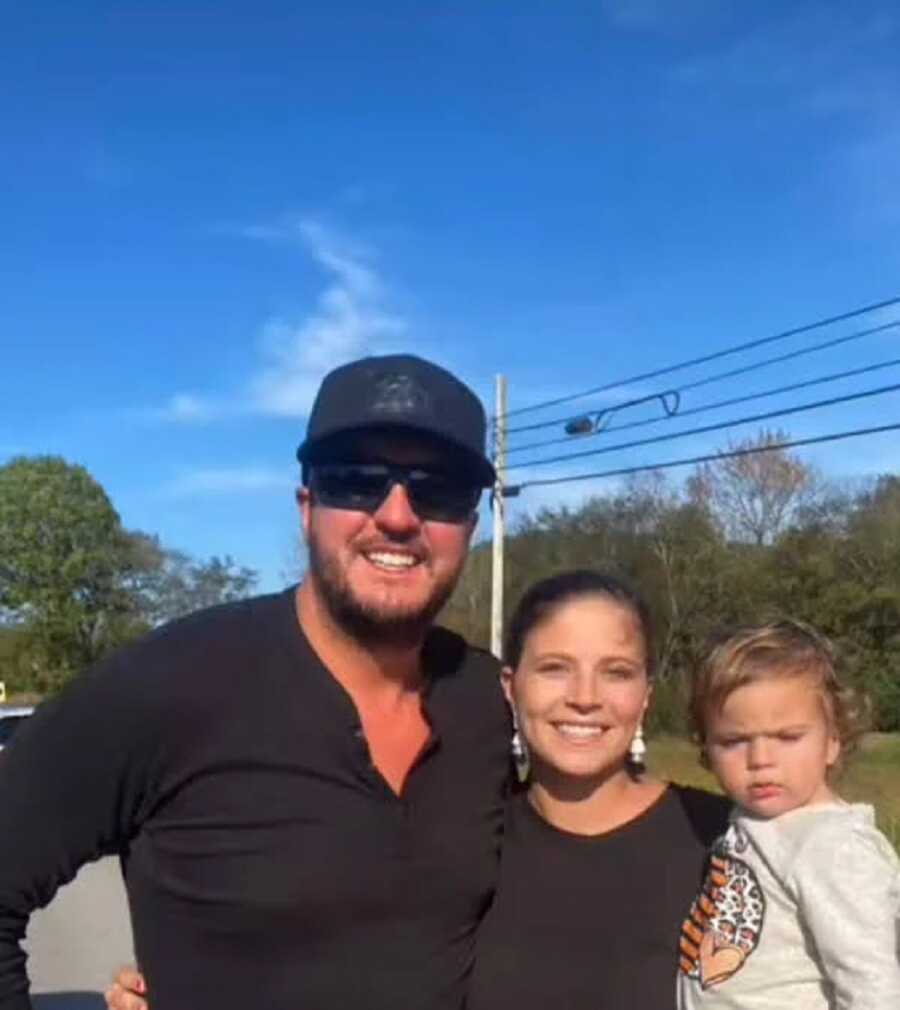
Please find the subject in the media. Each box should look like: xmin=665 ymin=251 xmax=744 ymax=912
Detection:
xmin=690 ymin=619 xmax=869 ymax=772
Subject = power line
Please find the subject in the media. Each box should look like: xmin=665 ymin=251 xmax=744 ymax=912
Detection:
xmin=675 ymin=319 xmax=900 ymax=396
xmin=505 ymin=380 xmax=900 ymax=471
xmin=506 ymin=355 xmax=900 ymax=457
xmin=508 ymin=420 xmax=900 ymax=494
xmin=497 ymin=294 xmax=900 ymax=423
xmin=506 ymin=318 xmax=900 ymax=436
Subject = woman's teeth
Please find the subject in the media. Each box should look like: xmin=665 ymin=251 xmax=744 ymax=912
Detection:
xmin=554 ymin=723 xmax=604 ymax=740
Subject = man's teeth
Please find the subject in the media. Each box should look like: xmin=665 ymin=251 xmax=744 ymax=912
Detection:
xmin=555 ymin=723 xmax=604 ymax=739
xmin=367 ymin=551 xmax=418 ymax=570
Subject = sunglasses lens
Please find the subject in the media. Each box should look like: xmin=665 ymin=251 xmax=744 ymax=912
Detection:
xmin=312 ymin=465 xmax=391 ymax=511
xmin=405 ymin=472 xmax=480 ymax=522
xmin=312 ymin=464 xmax=479 ymax=522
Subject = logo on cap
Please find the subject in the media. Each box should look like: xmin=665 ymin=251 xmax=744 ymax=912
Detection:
xmin=370 ymin=373 xmax=432 ymax=417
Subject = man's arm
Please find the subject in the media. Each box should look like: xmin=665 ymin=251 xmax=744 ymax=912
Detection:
xmin=106 ymin=966 xmax=147 ymax=1010
xmin=0 ymin=652 xmax=162 ymax=1010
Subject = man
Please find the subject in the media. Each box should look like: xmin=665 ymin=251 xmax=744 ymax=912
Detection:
xmin=0 ymin=355 xmax=511 ymax=1010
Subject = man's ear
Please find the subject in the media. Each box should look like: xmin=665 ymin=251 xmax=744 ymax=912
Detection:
xmin=296 ymin=486 xmax=312 ymax=541
xmin=465 ymin=511 xmax=478 ymax=544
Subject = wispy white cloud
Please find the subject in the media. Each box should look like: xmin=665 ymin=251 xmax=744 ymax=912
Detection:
xmin=155 ymin=216 xmax=407 ymax=423
xmin=159 ymin=393 xmax=223 ymax=423
xmin=161 ymin=465 xmax=296 ymax=499
xmin=248 ymin=219 xmax=406 ymax=417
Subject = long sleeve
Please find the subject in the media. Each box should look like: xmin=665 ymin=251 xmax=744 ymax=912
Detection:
xmin=790 ymin=812 xmax=900 ymax=1010
xmin=0 ymin=653 xmax=161 ymax=1009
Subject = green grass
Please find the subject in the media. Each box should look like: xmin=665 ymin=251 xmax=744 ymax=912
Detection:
xmin=647 ymin=733 xmax=900 ymax=852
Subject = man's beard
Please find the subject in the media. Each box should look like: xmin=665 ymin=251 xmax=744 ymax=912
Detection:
xmin=307 ymin=532 xmax=458 ymax=648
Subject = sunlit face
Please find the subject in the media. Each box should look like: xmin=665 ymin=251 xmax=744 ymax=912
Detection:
xmin=705 ymin=675 xmax=841 ymax=818
xmin=299 ymin=433 xmax=477 ymax=643
xmin=504 ymin=595 xmax=650 ymax=784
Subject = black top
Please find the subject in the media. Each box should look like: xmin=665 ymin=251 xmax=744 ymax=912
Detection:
xmin=467 ymin=785 xmax=730 ymax=1010
xmin=0 ymin=589 xmax=510 ymax=1010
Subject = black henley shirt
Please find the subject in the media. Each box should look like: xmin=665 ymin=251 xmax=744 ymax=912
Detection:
xmin=0 ymin=589 xmax=510 ymax=1010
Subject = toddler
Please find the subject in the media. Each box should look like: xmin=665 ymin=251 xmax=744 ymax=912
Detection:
xmin=678 ymin=620 xmax=900 ymax=1009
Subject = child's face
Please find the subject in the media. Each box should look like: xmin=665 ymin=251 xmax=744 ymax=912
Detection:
xmin=705 ymin=674 xmax=841 ymax=818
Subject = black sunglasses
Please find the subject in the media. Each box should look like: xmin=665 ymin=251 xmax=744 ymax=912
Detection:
xmin=309 ymin=462 xmax=481 ymax=523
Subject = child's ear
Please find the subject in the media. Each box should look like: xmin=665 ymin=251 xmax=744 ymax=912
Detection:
xmin=826 ymin=732 xmax=841 ymax=769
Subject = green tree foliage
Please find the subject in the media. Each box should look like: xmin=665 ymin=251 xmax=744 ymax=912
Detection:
xmin=0 ymin=456 xmax=258 ymax=694
xmin=0 ymin=456 xmax=142 ymax=690
xmin=130 ymin=535 xmax=258 ymax=626
xmin=442 ymin=438 xmax=900 ymax=733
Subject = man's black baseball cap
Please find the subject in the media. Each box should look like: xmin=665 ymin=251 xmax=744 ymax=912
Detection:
xmin=296 ymin=354 xmax=496 ymax=487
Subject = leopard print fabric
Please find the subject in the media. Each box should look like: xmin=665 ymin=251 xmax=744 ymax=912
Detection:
xmin=679 ymin=824 xmax=766 ymax=990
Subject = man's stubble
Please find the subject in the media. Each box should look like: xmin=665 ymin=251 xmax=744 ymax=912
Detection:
xmin=306 ymin=529 xmax=461 ymax=648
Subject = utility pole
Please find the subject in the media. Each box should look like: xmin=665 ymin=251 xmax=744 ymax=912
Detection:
xmin=491 ymin=374 xmax=507 ymax=658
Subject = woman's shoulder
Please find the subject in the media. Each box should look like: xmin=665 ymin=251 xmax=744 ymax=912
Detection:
xmin=666 ymin=783 xmax=731 ymax=844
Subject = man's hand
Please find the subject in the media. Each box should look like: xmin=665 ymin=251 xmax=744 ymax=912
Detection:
xmin=105 ymin=966 xmax=148 ymax=1010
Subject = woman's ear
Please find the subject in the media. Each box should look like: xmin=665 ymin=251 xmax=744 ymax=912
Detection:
xmin=642 ymin=682 xmax=653 ymax=716
xmin=500 ymin=666 xmax=514 ymax=706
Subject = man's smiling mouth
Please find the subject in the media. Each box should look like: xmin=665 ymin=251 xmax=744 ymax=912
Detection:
xmin=364 ymin=550 xmax=421 ymax=571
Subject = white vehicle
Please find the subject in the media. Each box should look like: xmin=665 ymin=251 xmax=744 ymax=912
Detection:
xmin=0 ymin=706 xmax=34 ymax=751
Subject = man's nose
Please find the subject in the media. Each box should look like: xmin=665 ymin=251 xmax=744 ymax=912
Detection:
xmin=372 ymin=482 xmax=421 ymax=534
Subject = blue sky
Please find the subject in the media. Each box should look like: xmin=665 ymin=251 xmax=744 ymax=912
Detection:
xmin=4 ymin=0 xmax=900 ymax=591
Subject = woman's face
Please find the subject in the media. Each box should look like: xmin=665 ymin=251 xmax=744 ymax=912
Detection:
xmin=504 ymin=595 xmax=650 ymax=783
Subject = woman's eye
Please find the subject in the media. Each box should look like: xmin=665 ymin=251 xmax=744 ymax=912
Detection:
xmin=607 ymin=666 xmax=636 ymax=680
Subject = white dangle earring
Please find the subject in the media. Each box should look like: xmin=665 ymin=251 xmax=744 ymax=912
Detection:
xmin=510 ymin=709 xmax=530 ymax=781
xmin=628 ymin=722 xmax=646 ymax=774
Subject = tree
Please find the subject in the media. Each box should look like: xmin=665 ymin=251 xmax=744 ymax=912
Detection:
xmin=0 ymin=456 xmax=141 ymax=688
xmin=688 ymin=428 xmax=821 ymax=546
xmin=620 ymin=472 xmax=731 ymax=682
xmin=0 ymin=457 xmax=260 ymax=694
xmin=132 ymin=537 xmax=258 ymax=626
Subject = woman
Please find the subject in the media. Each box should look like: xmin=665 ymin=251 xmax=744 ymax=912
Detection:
xmin=107 ymin=569 xmax=728 ymax=1010
xmin=467 ymin=569 xmax=728 ymax=1009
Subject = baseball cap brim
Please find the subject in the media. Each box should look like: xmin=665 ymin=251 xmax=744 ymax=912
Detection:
xmin=298 ymin=423 xmax=497 ymax=488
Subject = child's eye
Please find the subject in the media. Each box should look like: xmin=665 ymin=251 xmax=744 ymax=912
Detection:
xmin=777 ymin=732 xmax=803 ymax=742
xmin=715 ymin=736 xmax=745 ymax=749
xmin=535 ymin=662 xmax=568 ymax=677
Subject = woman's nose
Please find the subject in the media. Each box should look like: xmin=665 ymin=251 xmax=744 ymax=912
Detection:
xmin=566 ymin=671 xmax=601 ymax=709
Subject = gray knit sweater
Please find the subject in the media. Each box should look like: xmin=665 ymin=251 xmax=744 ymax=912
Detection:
xmin=677 ymin=803 xmax=900 ymax=1010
